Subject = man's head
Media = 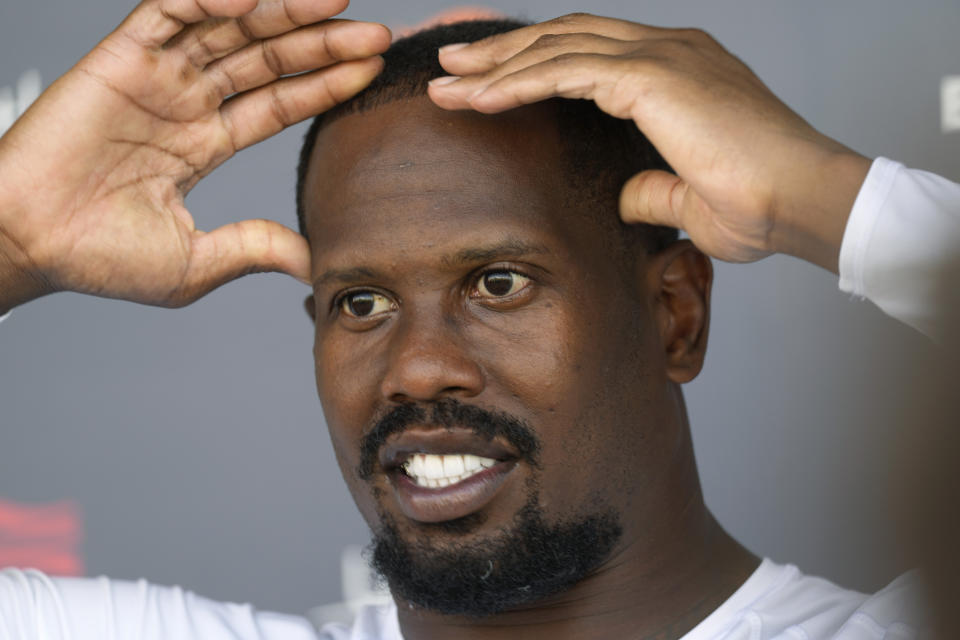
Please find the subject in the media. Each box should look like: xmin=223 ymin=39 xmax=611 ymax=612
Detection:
xmin=297 ymin=19 xmax=677 ymax=257
xmin=297 ymin=20 xmax=712 ymax=618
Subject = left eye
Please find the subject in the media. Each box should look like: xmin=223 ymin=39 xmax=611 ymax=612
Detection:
xmin=475 ymin=271 xmax=531 ymax=298
xmin=340 ymin=291 xmax=394 ymax=318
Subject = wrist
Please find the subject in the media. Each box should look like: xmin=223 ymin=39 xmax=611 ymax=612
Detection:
xmin=0 ymin=188 xmax=54 ymax=314
xmin=770 ymin=143 xmax=872 ymax=274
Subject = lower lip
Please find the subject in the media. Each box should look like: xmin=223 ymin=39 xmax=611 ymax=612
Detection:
xmin=389 ymin=461 xmax=517 ymax=523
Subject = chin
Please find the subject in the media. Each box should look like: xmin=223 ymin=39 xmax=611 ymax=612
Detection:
xmin=367 ymin=496 xmax=623 ymax=617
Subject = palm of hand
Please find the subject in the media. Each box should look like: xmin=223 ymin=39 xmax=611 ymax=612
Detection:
xmin=20 ymin=39 xmax=231 ymax=305
xmin=0 ymin=0 xmax=390 ymax=308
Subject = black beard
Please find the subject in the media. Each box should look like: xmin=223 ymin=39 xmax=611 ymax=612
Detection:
xmin=360 ymin=398 xmax=621 ymax=616
xmin=369 ymin=492 xmax=622 ymax=617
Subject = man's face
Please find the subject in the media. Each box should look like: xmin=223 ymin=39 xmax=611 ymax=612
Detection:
xmin=302 ymin=97 xmax=701 ymax=614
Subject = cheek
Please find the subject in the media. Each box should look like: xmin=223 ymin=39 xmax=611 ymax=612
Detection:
xmin=468 ymin=302 xmax=579 ymax=411
xmin=313 ymin=332 xmax=389 ymax=528
xmin=478 ymin=285 xmax=652 ymax=416
xmin=506 ymin=292 xmax=669 ymax=513
xmin=313 ymin=328 xmax=386 ymax=470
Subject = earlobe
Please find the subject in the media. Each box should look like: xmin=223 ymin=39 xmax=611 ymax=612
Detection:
xmin=646 ymin=240 xmax=712 ymax=384
xmin=304 ymin=294 xmax=317 ymax=323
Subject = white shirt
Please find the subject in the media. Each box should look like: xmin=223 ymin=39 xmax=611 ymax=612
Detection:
xmin=1 ymin=156 xmax=956 ymax=638
xmin=0 ymin=559 xmax=931 ymax=639
xmin=839 ymin=156 xmax=960 ymax=341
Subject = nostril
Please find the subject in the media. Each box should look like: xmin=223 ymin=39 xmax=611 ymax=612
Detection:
xmin=388 ymin=391 xmax=412 ymax=405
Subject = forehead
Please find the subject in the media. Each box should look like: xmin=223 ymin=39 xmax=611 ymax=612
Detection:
xmin=301 ymin=97 xmax=582 ymax=256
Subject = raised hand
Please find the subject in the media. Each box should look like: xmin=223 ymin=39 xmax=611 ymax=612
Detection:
xmin=428 ymin=14 xmax=870 ymax=272
xmin=0 ymin=0 xmax=390 ymax=313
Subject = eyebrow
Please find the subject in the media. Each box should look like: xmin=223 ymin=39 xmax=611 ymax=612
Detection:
xmin=314 ymin=240 xmax=551 ymax=288
xmin=314 ymin=266 xmax=382 ymax=287
xmin=443 ymin=240 xmax=551 ymax=267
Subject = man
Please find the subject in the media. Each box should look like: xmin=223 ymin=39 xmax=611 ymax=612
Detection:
xmin=1 ymin=1 xmax=957 ymax=638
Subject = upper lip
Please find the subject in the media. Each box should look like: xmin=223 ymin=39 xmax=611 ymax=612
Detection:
xmin=379 ymin=427 xmax=519 ymax=472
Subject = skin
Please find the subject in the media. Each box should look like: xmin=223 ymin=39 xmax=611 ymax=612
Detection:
xmin=0 ymin=0 xmax=389 ymax=314
xmin=302 ymin=96 xmax=757 ymax=639
xmin=428 ymin=14 xmax=872 ymax=273
xmin=0 ymin=5 xmax=885 ymax=638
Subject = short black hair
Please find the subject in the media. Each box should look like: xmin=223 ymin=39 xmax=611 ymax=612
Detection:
xmin=295 ymin=19 xmax=678 ymax=253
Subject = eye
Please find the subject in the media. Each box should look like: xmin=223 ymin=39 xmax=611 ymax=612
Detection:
xmin=475 ymin=270 xmax=531 ymax=299
xmin=339 ymin=291 xmax=394 ymax=318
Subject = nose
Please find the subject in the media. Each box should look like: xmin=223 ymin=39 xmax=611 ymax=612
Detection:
xmin=379 ymin=311 xmax=485 ymax=404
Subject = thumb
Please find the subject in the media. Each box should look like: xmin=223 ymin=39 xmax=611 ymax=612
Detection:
xmin=181 ymin=218 xmax=311 ymax=303
xmin=619 ymin=169 xmax=688 ymax=229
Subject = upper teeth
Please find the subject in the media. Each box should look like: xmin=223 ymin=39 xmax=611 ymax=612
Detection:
xmin=402 ymin=453 xmax=497 ymax=488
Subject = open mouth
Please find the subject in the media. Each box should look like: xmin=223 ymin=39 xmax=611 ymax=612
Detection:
xmin=379 ymin=429 xmax=521 ymax=523
xmin=400 ymin=453 xmax=499 ymax=488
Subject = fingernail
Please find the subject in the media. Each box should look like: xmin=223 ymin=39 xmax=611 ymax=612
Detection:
xmin=439 ymin=42 xmax=469 ymax=54
xmin=429 ymin=75 xmax=461 ymax=87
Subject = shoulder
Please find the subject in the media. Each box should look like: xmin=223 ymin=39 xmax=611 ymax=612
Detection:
xmin=839 ymin=571 xmax=932 ymax=637
xmin=686 ymin=560 xmax=932 ymax=640
xmin=754 ymin=565 xmax=929 ymax=638
xmin=0 ymin=568 xmax=319 ymax=640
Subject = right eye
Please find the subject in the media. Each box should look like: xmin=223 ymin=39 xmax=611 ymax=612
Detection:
xmin=339 ymin=291 xmax=395 ymax=319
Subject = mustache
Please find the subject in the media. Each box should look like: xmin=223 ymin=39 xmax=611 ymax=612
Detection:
xmin=357 ymin=399 xmax=542 ymax=480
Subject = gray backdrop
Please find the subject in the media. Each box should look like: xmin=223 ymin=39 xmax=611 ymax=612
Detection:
xmin=1 ymin=0 xmax=957 ymax=617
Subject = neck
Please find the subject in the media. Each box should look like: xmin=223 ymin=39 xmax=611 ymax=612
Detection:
xmin=396 ymin=502 xmax=758 ymax=639
xmin=396 ymin=391 xmax=759 ymax=639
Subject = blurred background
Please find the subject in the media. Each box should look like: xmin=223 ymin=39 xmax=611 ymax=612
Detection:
xmin=0 ymin=0 xmax=957 ymax=618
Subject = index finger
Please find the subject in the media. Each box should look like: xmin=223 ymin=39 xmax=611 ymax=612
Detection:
xmin=437 ymin=13 xmax=657 ymax=76
xmin=167 ymin=0 xmax=360 ymax=68
xmin=120 ymin=0 xmax=350 ymax=50
xmin=120 ymin=0 xmax=259 ymax=49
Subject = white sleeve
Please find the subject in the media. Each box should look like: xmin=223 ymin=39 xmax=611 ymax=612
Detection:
xmin=0 ymin=569 xmax=321 ymax=640
xmin=839 ymin=156 xmax=960 ymax=340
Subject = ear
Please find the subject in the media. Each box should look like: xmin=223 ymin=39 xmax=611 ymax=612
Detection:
xmin=304 ymin=294 xmax=317 ymax=323
xmin=644 ymin=240 xmax=712 ymax=384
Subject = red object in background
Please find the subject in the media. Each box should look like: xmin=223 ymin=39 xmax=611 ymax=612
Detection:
xmin=0 ymin=498 xmax=83 ymax=576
